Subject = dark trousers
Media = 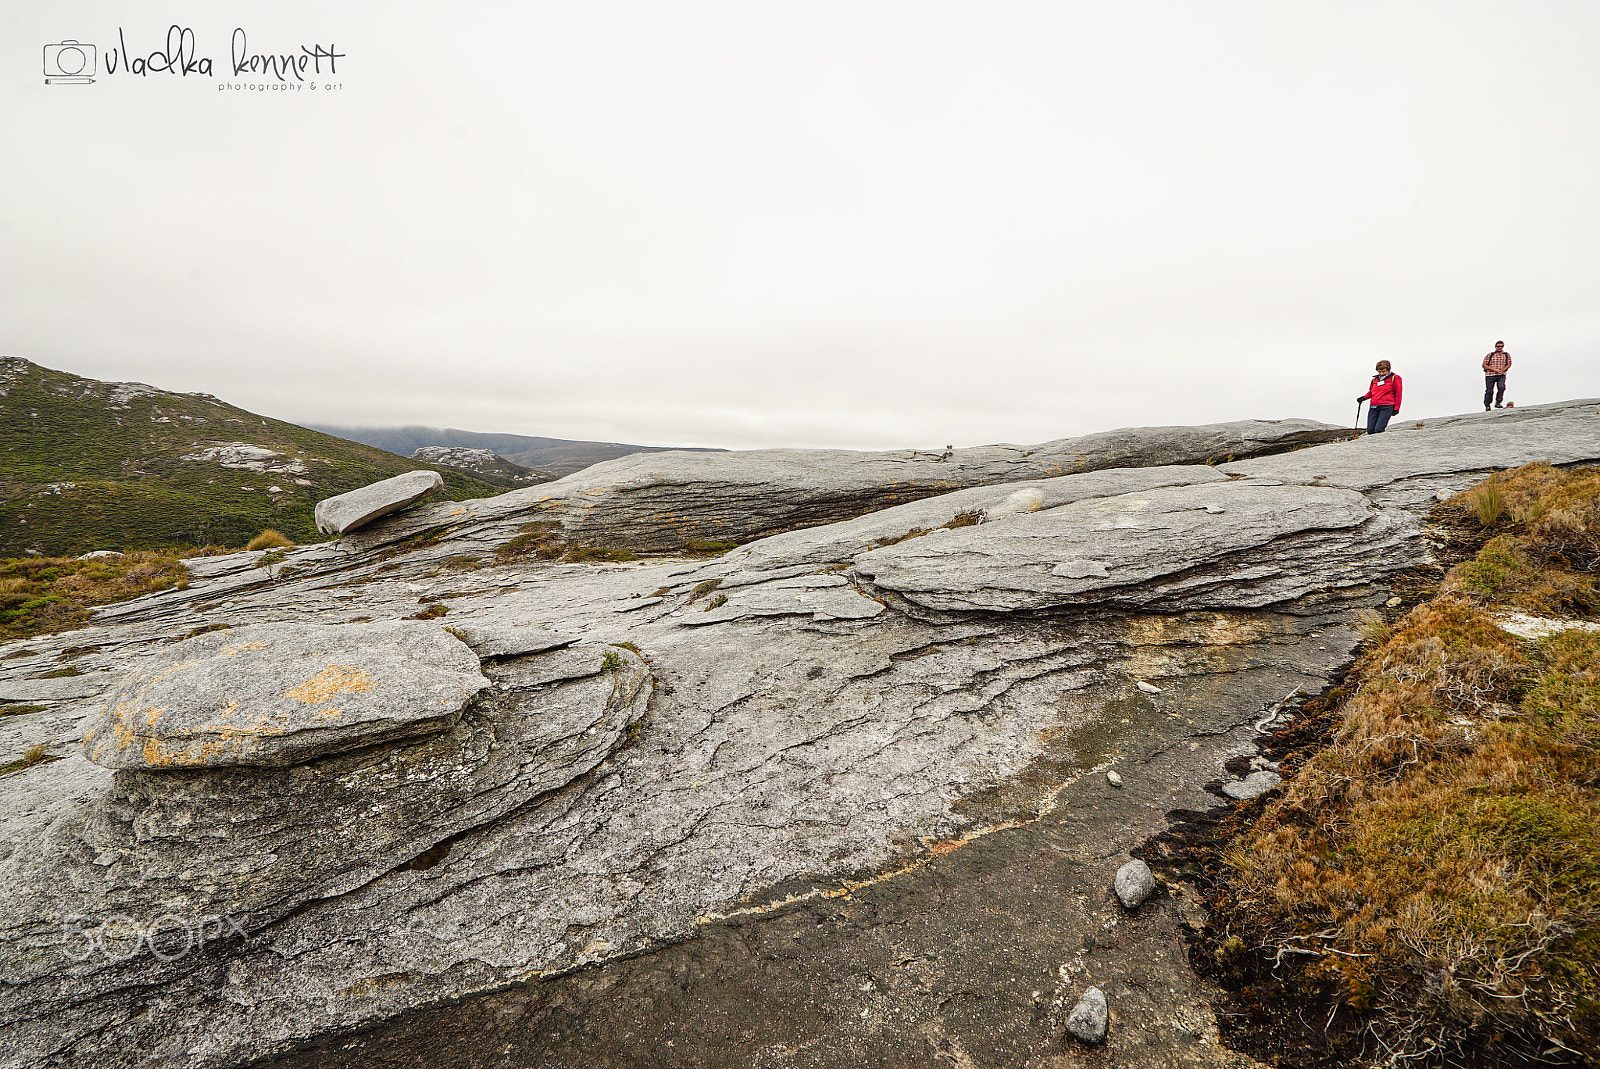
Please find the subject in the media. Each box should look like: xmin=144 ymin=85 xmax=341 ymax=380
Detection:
xmin=1366 ymin=404 xmax=1395 ymax=434
xmin=1484 ymin=375 xmax=1506 ymax=407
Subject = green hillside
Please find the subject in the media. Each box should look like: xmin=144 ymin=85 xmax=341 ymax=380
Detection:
xmin=0 ymin=357 xmax=503 ymax=557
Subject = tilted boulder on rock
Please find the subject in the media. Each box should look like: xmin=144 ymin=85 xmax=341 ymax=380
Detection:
xmin=314 ymin=469 xmax=444 ymax=535
xmin=80 ymin=621 xmax=488 ymax=769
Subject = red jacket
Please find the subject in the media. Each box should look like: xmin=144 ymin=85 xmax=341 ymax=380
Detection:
xmin=1361 ymin=373 xmax=1402 ymax=411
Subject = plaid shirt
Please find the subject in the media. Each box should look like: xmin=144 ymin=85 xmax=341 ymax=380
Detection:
xmin=1484 ymin=350 xmax=1512 ymax=375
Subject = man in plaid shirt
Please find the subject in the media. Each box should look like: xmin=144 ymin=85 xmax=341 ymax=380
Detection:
xmin=1483 ymin=341 xmax=1512 ymax=410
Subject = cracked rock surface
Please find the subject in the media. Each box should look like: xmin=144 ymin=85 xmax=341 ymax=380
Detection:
xmin=0 ymin=401 xmax=1595 ymax=1069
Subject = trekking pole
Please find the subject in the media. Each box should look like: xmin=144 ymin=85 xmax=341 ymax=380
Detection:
xmin=1354 ymin=400 xmax=1364 ymax=439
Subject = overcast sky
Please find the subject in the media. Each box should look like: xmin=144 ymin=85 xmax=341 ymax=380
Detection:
xmin=3 ymin=2 xmax=1596 ymax=451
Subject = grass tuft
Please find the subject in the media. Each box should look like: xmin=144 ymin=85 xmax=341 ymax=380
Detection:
xmin=0 ymin=742 xmax=57 ymax=776
xmin=245 ymin=528 xmax=293 ymax=551
xmin=1469 ymin=481 xmax=1508 ymax=526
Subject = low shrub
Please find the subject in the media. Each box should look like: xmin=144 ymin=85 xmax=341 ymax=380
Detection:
xmin=0 ymin=551 xmax=189 ymax=640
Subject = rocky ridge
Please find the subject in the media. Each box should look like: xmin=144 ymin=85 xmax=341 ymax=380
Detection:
xmin=0 ymin=400 xmax=1596 ymax=1069
xmin=408 ymin=446 xmax=553 ymax=487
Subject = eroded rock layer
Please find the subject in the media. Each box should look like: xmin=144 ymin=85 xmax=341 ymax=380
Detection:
xmin=1 ymin=401 xmax=1596 ymax=1069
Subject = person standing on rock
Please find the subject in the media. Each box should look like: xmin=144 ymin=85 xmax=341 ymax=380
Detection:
xmin=1358 ymin=360 xmax=1402 ymax=434
xmin=1482 ymin=341 xmax=1512 ymax=410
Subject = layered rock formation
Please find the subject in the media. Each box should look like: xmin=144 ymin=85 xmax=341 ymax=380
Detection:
xmin=1 ymin=401 xmax=1596 ymax=1069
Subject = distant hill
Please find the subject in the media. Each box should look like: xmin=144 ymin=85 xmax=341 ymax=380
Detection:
xmin=410 ymin=446 xmax=553 ymax=486
xmin=309 ymin=424 xmax=725 ymax=477
xmin=0 ymin=358 xmax=504 ymax=557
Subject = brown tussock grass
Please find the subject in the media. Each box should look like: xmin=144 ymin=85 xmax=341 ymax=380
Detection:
xmin=245 ymin=528 xmax=293 ymax=551
xmin=1213 ymin=463 xmax=1600 ymax=1060
xmin=1 ymin=552 xmax=190 ymax=640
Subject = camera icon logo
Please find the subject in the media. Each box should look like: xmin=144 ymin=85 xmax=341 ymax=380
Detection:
xmin=44 ymin=40 xmax=97 ymax=84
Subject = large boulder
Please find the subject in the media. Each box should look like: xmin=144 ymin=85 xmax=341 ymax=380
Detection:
xmin=80 ymin=621 xmax=488 ymax=769
xmin=313 ymin=469 xmax=443 ymax=535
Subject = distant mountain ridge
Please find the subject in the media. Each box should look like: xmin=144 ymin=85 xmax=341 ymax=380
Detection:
xmin=309 ymin=424 xmax=725 ymax=477
xmin=409 ymin=446 xmax=551 ymax=486
xmin=0 ymin=358 xmax=504 ymax=557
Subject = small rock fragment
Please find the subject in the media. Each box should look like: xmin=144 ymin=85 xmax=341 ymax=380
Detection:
xmin=1105 ymin=769 xmax=1123 ymax=787
xmin=1065 ymin=987 xmax=1109 ymax=1044
xmin=1222 ymin=769 xmax=1282 ymax=800
xmin=1385 ymin=596 xmax=1403 ymax=607
xmin=1135 ymin=680 xmax=1163 ymax=694
xmin=1114 ymin=859 xmax=1156 ymax=909
xmin=1434 ymin=488 xmax=1454 ymax=502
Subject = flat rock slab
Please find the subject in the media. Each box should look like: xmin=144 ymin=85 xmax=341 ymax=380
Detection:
xmin=80 ymin=621 xmax=487 ymax=769
xmin=1221 ymin=398 xmax=1600 ymax=498
xmin=314 ymin=470 xmax=444 ymax=535
xmin=447 ymin=622 xmax=581 ymax=659
xmin=678 ymin=573 xmax=886 ymax=626
xmin=384 ymin=419 xmax=1343 ymax=555
xmin=852 ymin=480 xmax=1414 ymax=613
xmin=0 ymin=674 xmax=118 ymax=703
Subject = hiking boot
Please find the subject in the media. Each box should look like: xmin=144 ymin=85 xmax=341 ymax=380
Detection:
xmin=1494 ymin=402 xmax=1503 ymax=408
xmin=1485 ymin=404 xmax=1492 ymax=411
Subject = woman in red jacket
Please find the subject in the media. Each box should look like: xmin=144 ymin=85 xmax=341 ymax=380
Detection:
xmin=1358 ymin=360 xmax=1402 ymax=434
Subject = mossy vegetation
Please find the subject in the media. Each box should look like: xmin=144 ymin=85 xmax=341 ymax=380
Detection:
xmin=0 ymin=551 xmax=190 ymax=640
xmin=493 ymin=521 xmax=637 ymax=564
xmin=1210 ymin=463 xmax=1600 ymax=1063
xmin=683 ymin=538 xmax=740 ymax=555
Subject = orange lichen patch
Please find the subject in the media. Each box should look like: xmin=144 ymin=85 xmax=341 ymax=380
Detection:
xmin=928 ymin=838 xmax=966 ymax=857
xmin=142 ymin=735 xmax=186 ymax=767
xmin=315 ymin=707 xmax=344 ymax=720
xmin=284 ymin=665 xmax=377 ymax=704
xmin=148 ymin=660 xmax=200 ymax=686
xmin=218 ymin=641 xmax=270 ymax=658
